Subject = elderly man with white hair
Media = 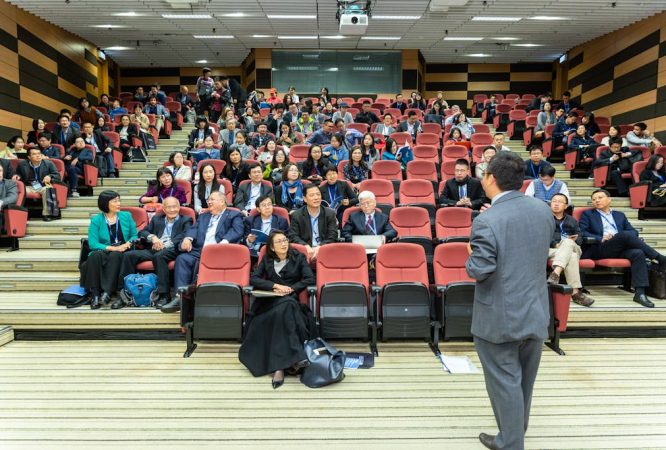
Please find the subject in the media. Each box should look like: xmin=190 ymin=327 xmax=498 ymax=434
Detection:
xmin=341 ymin=191 xmax=397 ymax=242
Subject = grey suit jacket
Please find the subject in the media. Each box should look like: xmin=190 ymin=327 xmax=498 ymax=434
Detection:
xmin=466 ymin=190 xmax=554 ymax=343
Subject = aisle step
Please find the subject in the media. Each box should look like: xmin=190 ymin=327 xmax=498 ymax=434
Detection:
xmin=19 ymin=235 xmax=85 ymax=249
xmin=0 ymin=273 xmax=80 ymax=291
xmin=0 ymin=250 xmax=80 ymax=272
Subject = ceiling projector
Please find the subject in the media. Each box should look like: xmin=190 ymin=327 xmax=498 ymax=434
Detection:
xmin=337 ymin=0 xmax=371 ymax=35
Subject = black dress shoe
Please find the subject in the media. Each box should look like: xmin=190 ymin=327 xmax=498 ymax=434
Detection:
xmin=90 ymin=295 xmax=102 ymax=310
xmin=633 ymin=294 xmax=654 ymax=308
xmin=272 ymin=371 xmax=285 ymax=389
xmin=478 ymin=433 xmax=497 ymax=450
xmin=42 ymin=216 xmax=53 ymax=222
xmin=110 ymin=298 xmax=126 ymax=309
xmin=160 ymin=297 xmax=181 ymax=313
xmin=100 ymin=292 xmax=112 ymax=306
xmin=155 ymin=295 xmax=170 ymax=308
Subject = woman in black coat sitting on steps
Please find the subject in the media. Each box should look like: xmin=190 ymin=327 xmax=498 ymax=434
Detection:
xmin=238 ymin=230 xmax=317 ymax=389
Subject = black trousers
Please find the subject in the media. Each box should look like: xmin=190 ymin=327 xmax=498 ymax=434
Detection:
xmin=609 ymin=168 xmax=631 ymax=196
xmin=120 ymin=247 xmax=178 ymax=295
xmin=80 ymin=251 xmax=124 ymax=295
xmin=583 ymin=231 xmax=660 ymax=288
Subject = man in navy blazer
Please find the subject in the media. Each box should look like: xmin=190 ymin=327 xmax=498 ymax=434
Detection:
xmin=579 ymin=189 xmax=666 ymax=307
xmin=162 ymin=191 xmax=244 ymax=312
xmin=341 ymin=191 xmax=397 ymax=242
xmin=244 ymin=195 xmax=289 ymax=255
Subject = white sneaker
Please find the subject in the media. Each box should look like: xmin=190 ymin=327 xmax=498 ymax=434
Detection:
xmin=70 ymin=191 xmax=80 ymax=198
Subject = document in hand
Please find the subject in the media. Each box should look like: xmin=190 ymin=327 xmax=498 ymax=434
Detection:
xmin=250 ymin=229 xmax=269 ymax=244
xmin=439 ymin=354 xmax=480 ymax=374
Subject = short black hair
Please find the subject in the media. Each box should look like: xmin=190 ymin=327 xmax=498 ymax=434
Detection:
xmin=98 ymin=190 xmax=120 ymax=213
xmin=7 ymin=135 xmax=23 ymax=148
xmin=301 ymin=107 xmax=312 ymax=115
xmin=334 ymin=119 xmax=345 ymax=127
xmin=551 ymin=193 xmax=568 ymax=204
xmin=455 ymin=158 xmax=470 ymax=168
xmin=27 ymin=147 xmax=41 ymax=156
xmin=168 ymin=151 xmax=185 ymax=165
xmin=384 ymin=113 xmax=393 ymax=119
xmin=363 ymin=101 xmax=371 ymax=105
xmin=562 ymin=91 xmax=571 ymax=97
xmin=634 ymin=122 xmax=647 ymax=131
xmin=483 ymin=145 xmax=496 ymax=154
xmin=39 ymin=131 xmax=52 ymax=141
xmin=540 ymin=165 xmax=556 ymax=177
xmin=255 ymin=194 xmax=273 ymax=208
xmin=304 ymin=183 xmax=321 ymax=196
xmin=323 ymin=119 xmax=334 ymax=126
xmin=324 ymin=166 xmax=338 ymax=175
xmin=528 ymin=145 xmax=543 ymax=154
xmin=591 ymin=189 xmax=611 ymax=198
xmin=567 ymin=112 xmax=579 ymax=118
xmin=608 ymin=136 xmax=623 ymax=146
xmin=274 ymin=103 xmax=285 ymax=110
xmin=493 ymin=132 xmax=504 ymax=138
xmin=486 ymin=151 xmax=524 ymax=191
xmin=407 ymin=111 xmax=418 ymax=117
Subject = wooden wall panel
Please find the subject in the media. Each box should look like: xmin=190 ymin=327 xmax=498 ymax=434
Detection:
xmin=566 ymin=11 xmax=666 ymax=142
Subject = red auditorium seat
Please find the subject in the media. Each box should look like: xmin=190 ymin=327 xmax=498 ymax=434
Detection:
xmin=398 ymin=179 xmax=437 ymax=219
xmin=2 ymin=180 xmax=28 ymax=251
xmin=389 ymin=132 xmax=412 ymax=145
xmin=523 ymin=116 xmax=538 ymax=146
xmin=314 ymin=243 xmax=374 ymax=350
xmin=507 ymin=110 xmax=527 ymax=140
xmin=433 ymin=242 xmax=475 ymax=340
xmin=197 ymin=159 xmax=226 ymax=177
xmin=347 ymin=123 xmax=369 ymax=134
xmin=473 ymin=124 xmax=490 ymax=134
xmin=359 ymin=179 xmax=395 ymax=214
xmin=435 ymin=207 xmax=472 ymax=243
xmin=374 ymin=243 xmax=433 ymax=341
xmin=413 ymin=145 xmax=438 ymax=162
xmin=136 ymin=207 xmax=197 ymax=273
xmin=442 ymin=144 xmax=468 ymax=160
xmin=416 ymin=133 xmax=440 ymax=147
xmin=288 ymin=144 xmax=310 ymax=163
xmin=371 ymin=160 xmax=402 ymax=182
xmin=422 ymin=123 xmax=442 ymax=136
xmin=40 ymin=159 xmax=69 ymax=209
xmin=181 ymin=244 xmax=252 ymax=357
xmin=628 ymin=161 xmax=652 ymax=210
xmin=471 ymin=94 xmax=487 ymax=117
xmin=493 ymin=104 xmax=513 ymax=132
xmin=592 ymin=146 xmax=632 ymax=189
xmin=120 ymin=206 xmax=149 ymax=231
xmin=470 ymin=133 xmax=493 ymax=147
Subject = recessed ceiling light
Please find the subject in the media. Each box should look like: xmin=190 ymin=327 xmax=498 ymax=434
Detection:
xmin=529 ymin=16 xmax=570 ymax=20
xmin=113 ymin=12 xmax=142 ymax=17
xmin=492 ymin=37 xmax=519 ymax=41
xmin=512 ymin=43 xmax=543 ymax=47
xmin=90 ymin=24 xmax=126 ymax=28
xmin=277 ymin=35 xmax=318 ymax=40
xmin=326 ymin=67 xmax=339 ymax=72
xmin=472 ymin=16 xmax=522 ymax=21
xmin=251 ymin=34 xmax=273 ymax=38
xmin=444 ymin=37 xmax=483 ymax=41
xmin=372 ymin=15 xmax=421 ymax=20
xmin=193 ymin=35 xmax=235 ymax=39
xmin=104 ymin=46 xmax=131 ymax=51
xmin=162 ymin=14 xmax=212 ymax=19
xmin=360 ymin=36 xmax=401 ymax=40
xmin=222 ymin=12 xmax=248 ymax=17
xmin=267 ymin=14 xmax=317 ymax=19
xmin=467 ymin=53 xmax=492 ymax=57
xmin=195 ymin=60 xmax=208 ymax=63
xmin=320 ymin=35 xmax=347 ymax=39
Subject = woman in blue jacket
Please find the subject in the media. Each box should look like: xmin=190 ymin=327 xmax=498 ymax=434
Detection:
xmin=81 ymin=190 xmax=138 ymax=309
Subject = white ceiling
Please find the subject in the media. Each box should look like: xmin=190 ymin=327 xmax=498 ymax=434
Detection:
xmin=8 ymin=0 xmax=666 ymax=67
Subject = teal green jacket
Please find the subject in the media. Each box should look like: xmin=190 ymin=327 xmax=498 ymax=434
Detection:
xmin=88 ymin=211 xmax=138 ymax=253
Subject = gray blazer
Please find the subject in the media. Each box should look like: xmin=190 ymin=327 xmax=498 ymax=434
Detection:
xmin=466 ymin=190 xmax=555 ymax=343
xmin=0 ymin=179 xmax=19 ymax=209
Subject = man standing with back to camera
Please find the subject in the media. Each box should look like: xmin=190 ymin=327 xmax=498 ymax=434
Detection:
xmin=466 ymin=151 xmax=555 ymax=450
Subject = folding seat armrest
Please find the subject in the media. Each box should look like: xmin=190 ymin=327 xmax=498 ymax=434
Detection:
xmin=432 ymin=284 xmax=447 ymax=297
xmin=629 ymin=181 xmax=651 ymax=209
xmin=244 ymin=286 xmax=255 ymax=309
xmin=549 ymin=283 xmax=573 ymax=295
xmin=439 ymin=236 xmax=470 ymax=244
xmin=582 ymin=236 xmax=597 ymax=245
xmin=370 ymin=285 xmax=381 ymax=323
xmin=307 ymin=285 xmax=317 ymax=317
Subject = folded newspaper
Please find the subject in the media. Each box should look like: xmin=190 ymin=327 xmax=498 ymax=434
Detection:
xmin=439 ymin=354 xmax=480 ymax=374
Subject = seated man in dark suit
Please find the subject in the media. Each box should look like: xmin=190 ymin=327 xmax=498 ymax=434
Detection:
xmin=319 ymin=167 xmax=358 ymax=222
xmin=1 ymin=158 xmax=16 ymax=180
xmin=52 ymin=114 xmax=80 ymax=149
xmin=16 ymin=147 xmax=62 ymax=221
xmin=233 ymin=165 xmax=274 ymax=215
xmin=390 ymin=94 xmax=407 ymax=115
xmin=396 ymin=111 xmax=423 ymax=142
xmin=341 ymin=191 xmax=396 ymax=242
xmin=162 ymin=191 xmax=244 ymax=313
xmin=37 ymin=132 xmax=62 ymax=160
xmin=524 ymin=145 xmax=552 ymax=179
xmin=440 ymin=159 xmax=486 ymax=210
xmin=244 ymin=195 xmax=290 ymax=256
xmin=354 ymin=101 xmax=381 ymax=126
xmin=119 ymin=196 xmax=193 ymax=308
xmin=288 ymin=184 xmax=338 ymax=261
xmin=579 ymin=189 xmax=666 ymax=308
xmin=81 ymin=121 xmax=115 ymax=178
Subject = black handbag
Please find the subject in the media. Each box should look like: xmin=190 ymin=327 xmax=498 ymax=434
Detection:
xmin=300 ymin=338 xmax=346 ymax=388
xmin=648 ymin=266 xmax=666 ymax=299
xmin=44 ymin=185 xmax=60 ymax=217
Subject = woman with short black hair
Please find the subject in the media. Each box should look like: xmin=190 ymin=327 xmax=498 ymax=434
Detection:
xmin=139 ymin=168 xmax=187 ymax=206
xmin=81 ymin=190 xmax=138 ymax=309
xmin=166 ymin=151 xmax=192 ymax=181
xmin=26 ymin=118 xmax=46 ymax=147
xmin=238 ymin=230 xmax=316 ymax=388
xmin=640 ymin=154 xmax=666 ymax=207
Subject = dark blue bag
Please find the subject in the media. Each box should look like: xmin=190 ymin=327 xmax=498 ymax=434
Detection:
xmin=121 ymin=273 xmax=159 ymax=307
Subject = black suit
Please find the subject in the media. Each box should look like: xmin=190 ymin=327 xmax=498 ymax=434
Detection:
xmin=594 ymin=149 xmax=642 ymax=195
xmin=119 ymin=214 xmax=193 ymax=295
xmin=1 ymin=159 xmax=14 ymax=180
xmin=440 ymin=177 xmax=486 ymax=210
xmin=83 ymin=129 xmax=115 ymax=176
xmin=288 ymin=206 xmax=338 ymax=247
xmin=524 ymin=160 xmax=552 ymax=179
xmin=115 ymin=124 xmax=138 ymax=147
xmin=243 ymin=214 xmax=290 ymax=254
xmin=16 ymin=160 xmax=61 ymax=184
xmin=396 ymin=120 xmax=422 ymax=141
xmin=390 ymin=101 xmax=407 ymax=114
xmin=188 ymin=127 xmax=214 ymax=148
xmin=341 ymin=211 xmax=396 ymax=242
xmin=228 ymin=78 xmax=247 ymax=105
xmin=233 ymin=182 xmax=274 ymax=211
xmin=176 ymin=93 xmax=195 ymax=109
xmin=53 ymin=125 xmax=80 ymax=149
xmin=355 ymin=111 xmax=380 ymax=126
xmin=319 ymin=180 xmax=358 ymax=208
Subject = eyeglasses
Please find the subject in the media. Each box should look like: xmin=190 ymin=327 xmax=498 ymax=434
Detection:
xmin=273 ymin=239 xmax=289 ymax=245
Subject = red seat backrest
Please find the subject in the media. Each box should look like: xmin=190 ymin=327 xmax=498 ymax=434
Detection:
xmin=359 ymin=179 xmax=395 ymax=206
xmin=470 ymin=133 xmax=493 ymax=146
xmin=371 ymin=160 xmax=402 ymax=181
xmin=440 ymin=159 xmax=458 ymax=181
xmin=155 ymin=206 xmax=197 ymax=225
xmin=316 ymin=243 xmax=369 ymax=297
xmin=289 ymin=144 xmax=310 ymax=162
xmin=433 ymin=242 xmax=474 ymax=285
xmin=348 ymin=123 xmax=369 ymax=134
xmin=198 ymin=159 xmax=226 ymax=176
xmin=412 ymin=144 xmax=438 ymax=161
xmin=572 ymin=207 xmax=592 ymax=222
xmin=509 ymin=110 xmax=527 ymax=120
xmin=103 ymin=131 xmax=120 ymax=148
xmin=443 ymin=145 xmax=468 ymax=160
xmin=473 ymin=124 xmax=490 ymax=134
xmin=473 ymin=94 xmax=487 ymax=103
xmin=120 ymin=206 xmax=149 ymax=231
xmin=422 ymin=123 xmax=442 ymax=135
xmin=632 ymin=161 xmax=648 ymax=183
xmin=14 ymin=180 xmax=25 ymax=206
xmin=505 ymin=94 xmax=520 ymax=101
xmin=496 ymin=104 xmax=513 ymax=113
xmin=389 ymin=206 xmax=432 ymax=238
xmin=398 ymin=179 xmax=435 ymax=205
xmin=522 ymin=94 xmax=536 ymax=100
xmin=375 ymin=243 xmax=428 ymax=288
xmin=340 ymin=206 xmax=381 ymax=228
xmin=435 ymin=207 xmax=472 ymax=240
xmin=406 ymin=160 xmax=437 ymax=181
xmin=525 ymin=116 xmax=538 ymax=127
xmin=389 ymin=132 xmax=411 ymax=145
xmin=416 ymin=133 xmax=439 ymax=146
xmin=197 ymin=244 xmax=250 ymax=287
xmin=175 ymin=179 xmax=192 ymax=204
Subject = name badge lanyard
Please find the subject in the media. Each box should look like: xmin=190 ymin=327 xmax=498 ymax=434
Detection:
xmin=531 ymin=162 xmax=539 ymax=179
xmin=328 ymin=184 xmax=340 ymax=208
xmin=559 ymin=221 xmax=568 ymax=238
xmin=311 ymin=215 xmax=321 ymax=245
xmin=159 ymin=187 xmax=174 ymax=202
xmin=107 ymin=219 xmax=120 ymax=244
xmin=599 ymin=213 xmax=618 ymax=233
